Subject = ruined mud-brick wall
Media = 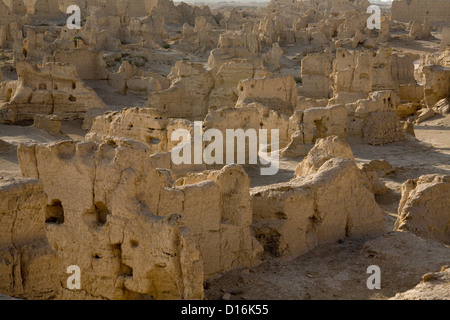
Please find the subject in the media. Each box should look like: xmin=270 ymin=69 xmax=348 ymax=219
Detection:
xmin=51 ymin=49 xmax=109 ymax=81
xmin=422 ymin=65 xmax=450 ymax=108
xmin=16 ymin=139 xmax=205 ymax=300
xmin=441 ymin=28 xmax=450 ymax=51
xmin=148 ymin=61 xmax=214 ymax=121
xmin=391 ymin=0 xmax=450 ymax=23
xmin=331 ymin=47 xmax=421 ymax=104
xmin=0 ymin=0 xmax=22 ymax=49
xmin=0 ymin=1 xmax=16 ymax=25
xmin=17 ymin=139 xmax=262 ymax=298
xmin=86 ymin=107 xmax=194 ymax=155
xmin=24 ymin=0 xmax=64 ymax=20
xmin=208 ymin=59 xmax=268 ymax=111
xmin=346 ymin=91 xmax=406 ymax=145
xmin=2 ymin=0 xmax=26 ymax=14
xmin=299 ymin=53 xmax=333 ymax=99
xmin=395 ymin=174 xmax=450 ymax=245
xmin=0 ymin=61 xmax=105 ymax=124
xmin=251 ymin=136 xmax=385 ymax=257
xmin=86 ymin=101 xmax=348 ymax=175
xmin=0 ymin=178 xmax=60 ymax=299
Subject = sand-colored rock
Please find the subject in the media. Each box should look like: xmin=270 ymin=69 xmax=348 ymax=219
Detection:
xmin=18 ymin=139 xmax=262 ymax=287
xmin=395 ymin=174 xmax=450 ymax=245
xmin=0 ymin=178 xmax=60 ymax=299
xmin=0 ymin=139 xmax=14 ymax=153
xmin=358 ymin=160 xmax=391 ymax=195
xmin=422 ymin=65 xmax=450 ymax=108
xmin=148 ymin=60 xmax=214 ymax=120
xmin=294 ymin=135 xmax=354 ymax=177
xmin=208 ymin=58 xmax=269 ymax=110
xmin=236 ymin=75 xmax=298 ymax=116
xmin=300 ymin=53 xmax=333 ymax=99
xmin=34 ymin=114 xmax=62 ymax=134
xmin=332 ymin=48 xmax=373 ymax=97
xmin=441 ymin=27 xmax=450 ymax=51
xmin=252 ymin=156 xmax=384 ymax=257
xmin=302 ymin=104 xmax=348 ymax=144
xmin=294 ymin=136 xmax=388 ymax=195
xmin=346 ymin=91 xmax=406 ymax=145
xmin=17 ymin=139 xmax=205 ymax=300
xmin=391 ymin=267 xmax=450 ymax=300
xmin=86 ymin=107 xmax=193 ymax=154
xmin=0 ymin=61 xmax=106 ymax=124
xmin=409 ymin=20 xmax=432 ymax=41
xmin=391 ymin=0 xmax=450 ymax=23
xmin=0 ymin=0 xmax=449 ymax=302
xmin=434 ymin=98 xmax=450 ymax=116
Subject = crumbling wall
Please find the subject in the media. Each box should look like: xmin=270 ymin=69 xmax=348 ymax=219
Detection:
xmin=346 ymin=91 xmax=406 ymax=145
xmin=332 ymin=48 xmax=373 ymax=103
xmin=422 ymin=65 xmax=450 ymax=108
xmin=301 ymin=104 xmax=348 ymax=144
xmin=0 ymin=178 xmax=60 ymax=299
xmin=0 ymin=61 xmax=106 ymax=124
xmin=441 ymin=27 xmax=450 ymax=51
xmin=409 ymin=19 xmax=431 ymax=40
xmin=51 ymin=49 xmax=109 ymax=80
xmin=18 ymin=139 xmax=262 ymax=289
xmin=251 ymin=137 xmax=384 ymax=257
xmin=332 ymin=47 xmax=419 ymax=104
xmin=148 ymin=60 xmax=214 ymax=120
xmin=86 ymin=107 xmax=193 ymax=154
xmin=395 ymin=174 xmax=450 ymax=245
xmin=236 ymin=75 xmax=298 ymax=116
xmin=391 ymin=0 xmax=450 ymax=23
xmin=0 ymin=0 xmax=21 ymax=49
xmin=178 ymin=16 xmax=220 ymax=54
xmin=299 ymin=53 xmax=333 ymax=99
xmin=205 ymin=102 xmax=291 ymax=149
xmin=208 ymin=59 xmax=269 ymax=110
xmin=17 ymin=139 xmax=205 ymax=300
xmin=24 ymin=0 xmax=64 ymax=21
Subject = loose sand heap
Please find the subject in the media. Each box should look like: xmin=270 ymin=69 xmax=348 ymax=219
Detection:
xmin=0 ymin=0 xmax=449 ymax=300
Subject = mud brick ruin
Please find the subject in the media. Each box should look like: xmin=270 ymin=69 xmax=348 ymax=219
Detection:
xmin=0 ymin=0 xmax=449 ymax=300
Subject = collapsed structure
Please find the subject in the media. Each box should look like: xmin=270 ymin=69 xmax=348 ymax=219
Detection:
xmin=0 ymin=0 xmax=449 ymax=300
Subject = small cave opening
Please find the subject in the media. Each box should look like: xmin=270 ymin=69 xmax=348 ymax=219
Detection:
xmin=45 ymin=200 xmax=65 ymax=224
xmin=95 ymin=202 xmax=110 ymax=225
xmin=130 ymin=240 xmax=139 ymax=249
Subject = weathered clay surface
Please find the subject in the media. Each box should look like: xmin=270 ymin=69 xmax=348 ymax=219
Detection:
xmin=252 ymin=136 xmax=384 ymax=257
xmin=395 ymin=174 xmax=450 ymax=245
xmin=0 ymin=178 xmax=60 ymax=299
xmin=1 ymin=0 xmax=449 ymax=301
